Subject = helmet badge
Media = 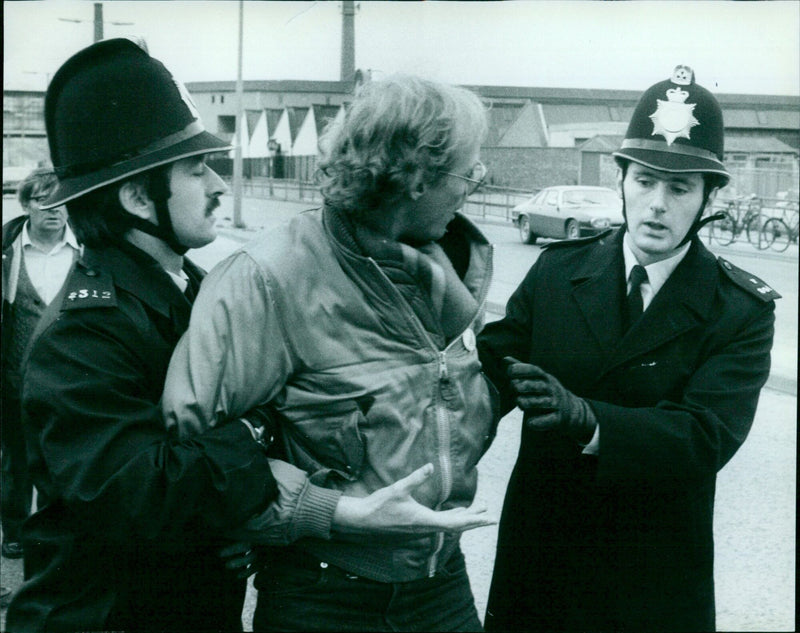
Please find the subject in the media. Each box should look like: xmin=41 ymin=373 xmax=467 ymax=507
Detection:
xmin=649 ymin=86 xmax=699 ymax=146
xmin=649 ymin=66 xmax=699 ymax=145
xmin=671 ymin=65 xmax=694 ymax=86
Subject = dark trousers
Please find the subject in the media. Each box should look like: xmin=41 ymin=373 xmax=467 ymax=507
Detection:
xmin=253 ymin=547 xmax=483 ymax=632
xmin=1 ymin=389 xmax=32 ymax=543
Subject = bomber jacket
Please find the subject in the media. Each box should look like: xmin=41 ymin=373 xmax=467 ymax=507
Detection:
xmin=163 ymin=207 xmax=498 ymax=582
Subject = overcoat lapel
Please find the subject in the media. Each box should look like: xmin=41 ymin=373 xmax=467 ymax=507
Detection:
xmin=602 ymin=238 xmax=719 ymax=375
xmin=570 ymin=231 xmax=627 ymax=357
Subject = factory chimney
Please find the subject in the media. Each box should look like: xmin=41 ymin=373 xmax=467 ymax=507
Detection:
xmin=340 ymin=1 xmax=356 ymax=82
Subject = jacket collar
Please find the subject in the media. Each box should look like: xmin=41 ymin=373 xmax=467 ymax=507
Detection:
xmin=2 ymin=216 xmax=29 ymax=251
xmin=323 ymin=207 xmax=490 ymax=253
xmin=81 ymin=241 xmax=192 ymax=319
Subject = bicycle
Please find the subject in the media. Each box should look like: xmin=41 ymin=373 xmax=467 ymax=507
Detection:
xmin=761 ymin=203 xmax=799 ymax=253
xmin=708 ymin=196 xmax=772 ymax=249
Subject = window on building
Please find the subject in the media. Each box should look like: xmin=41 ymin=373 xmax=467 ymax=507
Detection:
xmin=726 ymin=153 xmax=748 ymax=163
xmin=218 ymin=115 xmax=235 ymax=134
xmin=221 ymin=95 xmax=225 ymax=104
xmin=211 ymin=95 xmax=215 ymax=104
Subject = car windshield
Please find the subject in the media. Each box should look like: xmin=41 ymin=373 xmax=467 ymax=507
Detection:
xmin=564 ymin=189 xmax=620 ymax=206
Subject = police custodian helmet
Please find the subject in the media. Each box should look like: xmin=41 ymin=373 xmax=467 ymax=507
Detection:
xmin=40 ymin=37 xmax=231 ymax=210
xmin=613 ymin=65 xmax=730 ymax=187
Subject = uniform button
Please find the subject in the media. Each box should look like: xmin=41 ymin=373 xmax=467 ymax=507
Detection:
xmin=462 ymin=328 xmax=476 ymax=351
xmin=722 ymin=260 xmax=732 ymax=269
xmin=319 ymin=562 xmax=328 ymax=569
xmin=85 ymin=269 xmax=98 ymax=277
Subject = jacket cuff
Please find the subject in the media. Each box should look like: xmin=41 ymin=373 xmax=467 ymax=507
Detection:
xmin=289 ymin=483 xmax=343 ymax=541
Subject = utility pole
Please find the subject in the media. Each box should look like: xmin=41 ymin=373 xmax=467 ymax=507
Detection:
xmin=232 ymin=0 xmax=245 ymax=228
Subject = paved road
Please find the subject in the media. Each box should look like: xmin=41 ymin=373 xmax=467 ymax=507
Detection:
xmin=2 ymin=195 xmax=796 ymax=630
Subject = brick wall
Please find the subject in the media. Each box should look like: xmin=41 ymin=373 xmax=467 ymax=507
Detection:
xmin=599 ymin=154 xmax=621 ymax=189
xmin=481 ymin=147 xmax=582 ymax=190
xmin=2 ymin=136 xmax=49 ymax=167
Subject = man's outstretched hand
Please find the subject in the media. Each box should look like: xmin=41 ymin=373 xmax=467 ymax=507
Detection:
xmin=332 ymin=463 xmax=495 ymax=535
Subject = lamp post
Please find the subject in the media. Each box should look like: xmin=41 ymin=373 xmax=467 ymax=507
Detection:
xmin=267 ymin=139 xmax=280 ymax=196
xmin=232 ymin=0 xmax=245 ymax=228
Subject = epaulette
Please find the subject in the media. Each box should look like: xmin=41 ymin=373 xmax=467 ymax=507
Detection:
xmin=542 ymin=229 xmax=612 ymax=250
xmin=61 ymin=261 xmax=117 ymax=310
xmin=717 ymin=257 xmax=781 ymax=302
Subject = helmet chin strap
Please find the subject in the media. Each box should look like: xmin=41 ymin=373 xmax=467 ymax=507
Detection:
xmin=621 ymin=190 xmax=724 ymax=248
xmin=677 ymin=192 xmax=726 ymax=247
xmin=680 ymin=210 xmax=726 ymax=247
xmin=127 ymin=198 xmax=190 ymax=255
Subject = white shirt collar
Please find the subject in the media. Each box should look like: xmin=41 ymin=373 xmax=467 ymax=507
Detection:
xmin=166 ymin=268 xmax=190 ymax=293
xmin=21 ymin=221 xmax=80 ymax=253
xmin=622 ymin=232 xmax=691 ymax=306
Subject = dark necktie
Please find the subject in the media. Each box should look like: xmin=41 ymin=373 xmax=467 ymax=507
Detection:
xmin=625 ymin=264 xmax=648 ymax=330
xmin=183 ymin=279 xmax=197 ymax=302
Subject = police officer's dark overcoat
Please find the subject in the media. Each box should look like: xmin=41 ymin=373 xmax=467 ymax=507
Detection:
xmin=7 ymin=242 xmax=277 ymax=633
xmin=478 ymin=228 xmax=778 ymax=632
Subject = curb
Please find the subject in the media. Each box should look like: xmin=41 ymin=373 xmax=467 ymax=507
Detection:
xmin=764 ymin=374 xmax=798 ymax=396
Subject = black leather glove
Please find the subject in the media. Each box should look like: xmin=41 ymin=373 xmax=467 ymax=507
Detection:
xmin=504 ymin=356 xmax=596 ymax=444
xmin=219 ymin=541 xmax=263 ymax=580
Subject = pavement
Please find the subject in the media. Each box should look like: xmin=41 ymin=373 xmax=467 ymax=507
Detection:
xmin=1 ymin=195 xmax=796 ymax=631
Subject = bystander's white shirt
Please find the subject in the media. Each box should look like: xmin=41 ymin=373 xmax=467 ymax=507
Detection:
xmin=21 ymin=223 xmax=80 ymax=305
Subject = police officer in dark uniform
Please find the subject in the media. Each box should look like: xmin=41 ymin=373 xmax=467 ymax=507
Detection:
xmin=479 ymin=66 xmax=780 ymax=632
xmin=7 ymin=39 xmax=278 ymax=632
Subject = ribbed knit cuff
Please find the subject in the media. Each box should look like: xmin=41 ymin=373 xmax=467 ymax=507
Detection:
xmin=289 ymin=483 xmax=343 ymax=541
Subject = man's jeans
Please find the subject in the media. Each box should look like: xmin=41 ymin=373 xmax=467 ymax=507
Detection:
xmin=253 ymin=546 xmax=482 ymax=632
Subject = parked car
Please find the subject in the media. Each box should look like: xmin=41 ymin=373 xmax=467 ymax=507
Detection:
xmin=511 ymin=185 xmax=624 ymax=244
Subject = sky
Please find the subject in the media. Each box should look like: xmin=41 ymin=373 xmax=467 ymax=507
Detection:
xmin=3 ymin=1 xmax=800 ymax=96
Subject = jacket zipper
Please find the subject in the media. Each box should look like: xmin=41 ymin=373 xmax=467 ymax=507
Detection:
xmin=428 ymin=350 xmax=452 ymax=576
xmin=366 ymin=244 xmax=494 ymax=577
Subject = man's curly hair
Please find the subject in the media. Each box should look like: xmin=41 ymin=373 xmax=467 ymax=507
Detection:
xmin=317 ymin=75 xmax=488 ymax=222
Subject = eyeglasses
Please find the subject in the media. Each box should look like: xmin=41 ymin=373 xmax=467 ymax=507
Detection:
xmin=440 ymin=161 xmax=487 ymax=196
